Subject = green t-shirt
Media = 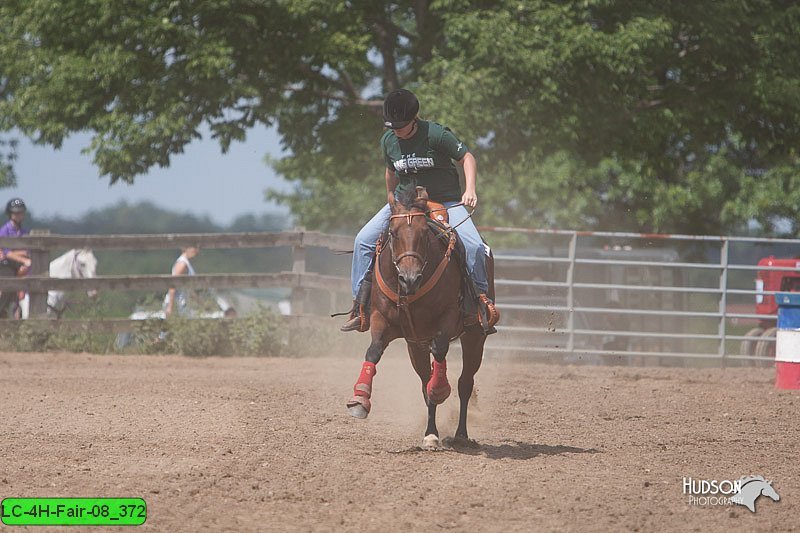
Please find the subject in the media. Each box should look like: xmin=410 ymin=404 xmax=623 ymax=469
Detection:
xmin=381 ymin=120 xmax=469 ymax=203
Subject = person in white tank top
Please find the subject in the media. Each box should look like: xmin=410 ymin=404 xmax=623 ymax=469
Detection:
xmin=164 ymin=246 xmax=199 ymax=317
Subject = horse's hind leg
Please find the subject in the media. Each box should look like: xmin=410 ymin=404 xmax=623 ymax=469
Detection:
xmin=407 ymin=341 xmax=440 ymax=448
xmin=455 ymin=326 xmax=486 ymax=442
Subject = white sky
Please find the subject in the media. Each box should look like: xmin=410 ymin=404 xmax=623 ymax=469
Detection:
xmin=5 ymin=125 xmax=290 ymax=225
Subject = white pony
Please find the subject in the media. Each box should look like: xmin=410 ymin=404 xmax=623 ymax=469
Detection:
xmin=19 ymin=249 xmax=98 ymax=318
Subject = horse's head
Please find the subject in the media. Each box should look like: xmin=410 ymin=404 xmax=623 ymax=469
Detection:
xmin=737 ymin=476 xmax=781 ymax=509
xmin=389 ymin=187 xmax=431 ymax=295
xmin=75 ymin=249 xmax=98 ymax=298
xmin=761 ymin=481 xmax=780 ymax=502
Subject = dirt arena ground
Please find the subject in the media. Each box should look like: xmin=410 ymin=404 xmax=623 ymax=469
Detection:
xmin=0 ymin=349 xmax=797 ymax=532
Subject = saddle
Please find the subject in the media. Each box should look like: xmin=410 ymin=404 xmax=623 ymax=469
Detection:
xmin=425 ymin=200 xmax=449 ymax=224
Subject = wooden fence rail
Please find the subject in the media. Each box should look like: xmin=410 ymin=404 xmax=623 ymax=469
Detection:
xmin=1 ymin=315 xmax=334 ymax=334
xmin=0 ymin=230 xmax=354 ymax=318
xmin=0 ymin=272 xmax=350 ymax=293
xmin=0 ymin=230 xmax=354 ymax=251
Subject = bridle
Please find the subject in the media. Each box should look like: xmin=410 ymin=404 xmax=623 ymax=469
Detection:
xmin=388 ymin=212 xmax=429 ymax=275
xmin=71 ymin=250 xmax=86 ymax=279
xmin=48 ymin=250 xmax=91 ymax=318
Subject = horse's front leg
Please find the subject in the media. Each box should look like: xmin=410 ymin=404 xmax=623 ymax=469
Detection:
xmin=427 ymin=330 xmax=452 ymax=405
xmin=346 ymin=312 xmax=395 ymax=419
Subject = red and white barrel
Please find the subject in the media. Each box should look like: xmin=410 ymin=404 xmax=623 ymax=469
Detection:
xmin=775 ymin=292 xmax=800 ymax=390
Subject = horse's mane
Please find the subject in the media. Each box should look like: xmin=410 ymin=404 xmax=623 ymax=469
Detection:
xmin=50 ymin=248 xmax=97 ymax=278
xmin=395 ymin=186 xmax=427 ymax=212
xmin=76 ymin=248 xmax=95 ymax=260
xmin=50 ymin=249 xmax=75 ymax=271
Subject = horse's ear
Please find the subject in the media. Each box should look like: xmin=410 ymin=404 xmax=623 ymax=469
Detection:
xmin=415 ymin=186 xmax=429 ymax=200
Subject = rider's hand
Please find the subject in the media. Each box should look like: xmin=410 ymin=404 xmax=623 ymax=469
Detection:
xmin=461 ymin=189 xmax=477 ymax=209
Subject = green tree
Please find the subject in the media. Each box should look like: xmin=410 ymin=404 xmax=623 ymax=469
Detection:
xmin=424 ymin=1 xmax=800 ymax=235
xmin=0 ymin=137 xmax=17 ymax=187
xmin=2 ymin=1 xmax=800 ymax=234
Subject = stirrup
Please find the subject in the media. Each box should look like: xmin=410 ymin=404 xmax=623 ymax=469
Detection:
xmin=478 ymin=293 xmax=500 ymax=331
xmin=340 ymin=304 xmax=369 ymax=332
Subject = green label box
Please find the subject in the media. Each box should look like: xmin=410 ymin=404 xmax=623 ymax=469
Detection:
xmin=1 ymin=498 xmax=146 ymax=526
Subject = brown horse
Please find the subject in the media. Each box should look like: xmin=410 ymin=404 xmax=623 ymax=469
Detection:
xmin=346 ymin=188 xmax=488 ymax=448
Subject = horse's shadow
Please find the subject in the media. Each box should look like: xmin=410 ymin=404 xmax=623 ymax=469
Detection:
xmin=391 ymin=439 xmax=600 ymax=460
xmin=445 ymin=439 xmax=600 ymax=460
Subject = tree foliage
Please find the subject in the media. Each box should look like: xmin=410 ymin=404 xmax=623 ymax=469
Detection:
xmin=2 ymin=1 xmax=800 ymax=234
xmin=426 ymin=1 xmax=800 ymax=235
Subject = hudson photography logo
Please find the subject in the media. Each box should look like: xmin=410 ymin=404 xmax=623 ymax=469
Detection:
xmin=683 ymin=475 xmax=780 ymax=512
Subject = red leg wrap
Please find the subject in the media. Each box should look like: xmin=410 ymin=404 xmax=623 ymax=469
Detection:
xmin=353 ymin=361 xmax=377 ymax=398
xmin=427 ymin=359 xmax=451 ymax=404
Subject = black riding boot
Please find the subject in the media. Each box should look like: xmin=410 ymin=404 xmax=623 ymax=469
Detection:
xmin=0 ymin=261 xmax=17 ymax=319
xmin=461 ymin=276 xmax=499 ymax=335
xmin=341 ymin=276 xmax=372 ymax=332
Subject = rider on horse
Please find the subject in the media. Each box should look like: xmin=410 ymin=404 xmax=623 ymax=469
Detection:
xmin=341 ymin=89 xmax=497 ymax=333
xmin=0 ymin=198 xmax=31 ymax=318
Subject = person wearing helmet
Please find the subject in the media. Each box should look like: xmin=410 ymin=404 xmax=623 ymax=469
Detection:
xmin=340 ymin=88 xmax=496 ymax=332
xmin=0 ymin=198 xmax=31 ymax=318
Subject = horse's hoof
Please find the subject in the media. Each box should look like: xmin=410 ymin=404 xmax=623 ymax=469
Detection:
xmin=422 ymin=434 xmax=441 ymax=450
xmin=346 ymin=396 xmax=370 ymax=419
xmin=347 ymin=404 xmax=369 ymax=419
xmin=426 ymin=382 xmax=451 ymax=404
xmin=451 ymin=435 xmax=479 ymax=448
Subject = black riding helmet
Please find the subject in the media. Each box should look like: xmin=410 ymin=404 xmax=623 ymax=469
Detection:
xmin=383 ymin=89 xmax=419 ymax=129
xmin=5 ymin=198 xmax=26 ymax=217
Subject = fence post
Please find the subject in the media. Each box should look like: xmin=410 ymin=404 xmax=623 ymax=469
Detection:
xmin=566 ymin=232 xmax=578 ymax=355
xmin=718 ymin=239 xmax=729 ymax=367
xmin=28 ymin=229 xmax=50 ymax=318
xmin=291 ymin=226 xmax=306 ymax=315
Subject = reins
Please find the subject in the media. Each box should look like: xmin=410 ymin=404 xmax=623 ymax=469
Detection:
xmin=425 ymin=202 xmax=476 ymax=233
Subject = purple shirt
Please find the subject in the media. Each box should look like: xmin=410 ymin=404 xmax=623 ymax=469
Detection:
xmin=0 ymin=219 xmax=28 ymax=257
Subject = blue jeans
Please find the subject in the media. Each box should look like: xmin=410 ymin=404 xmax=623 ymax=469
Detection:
xmin=351 ymin=202 xmax=488 ymax=297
